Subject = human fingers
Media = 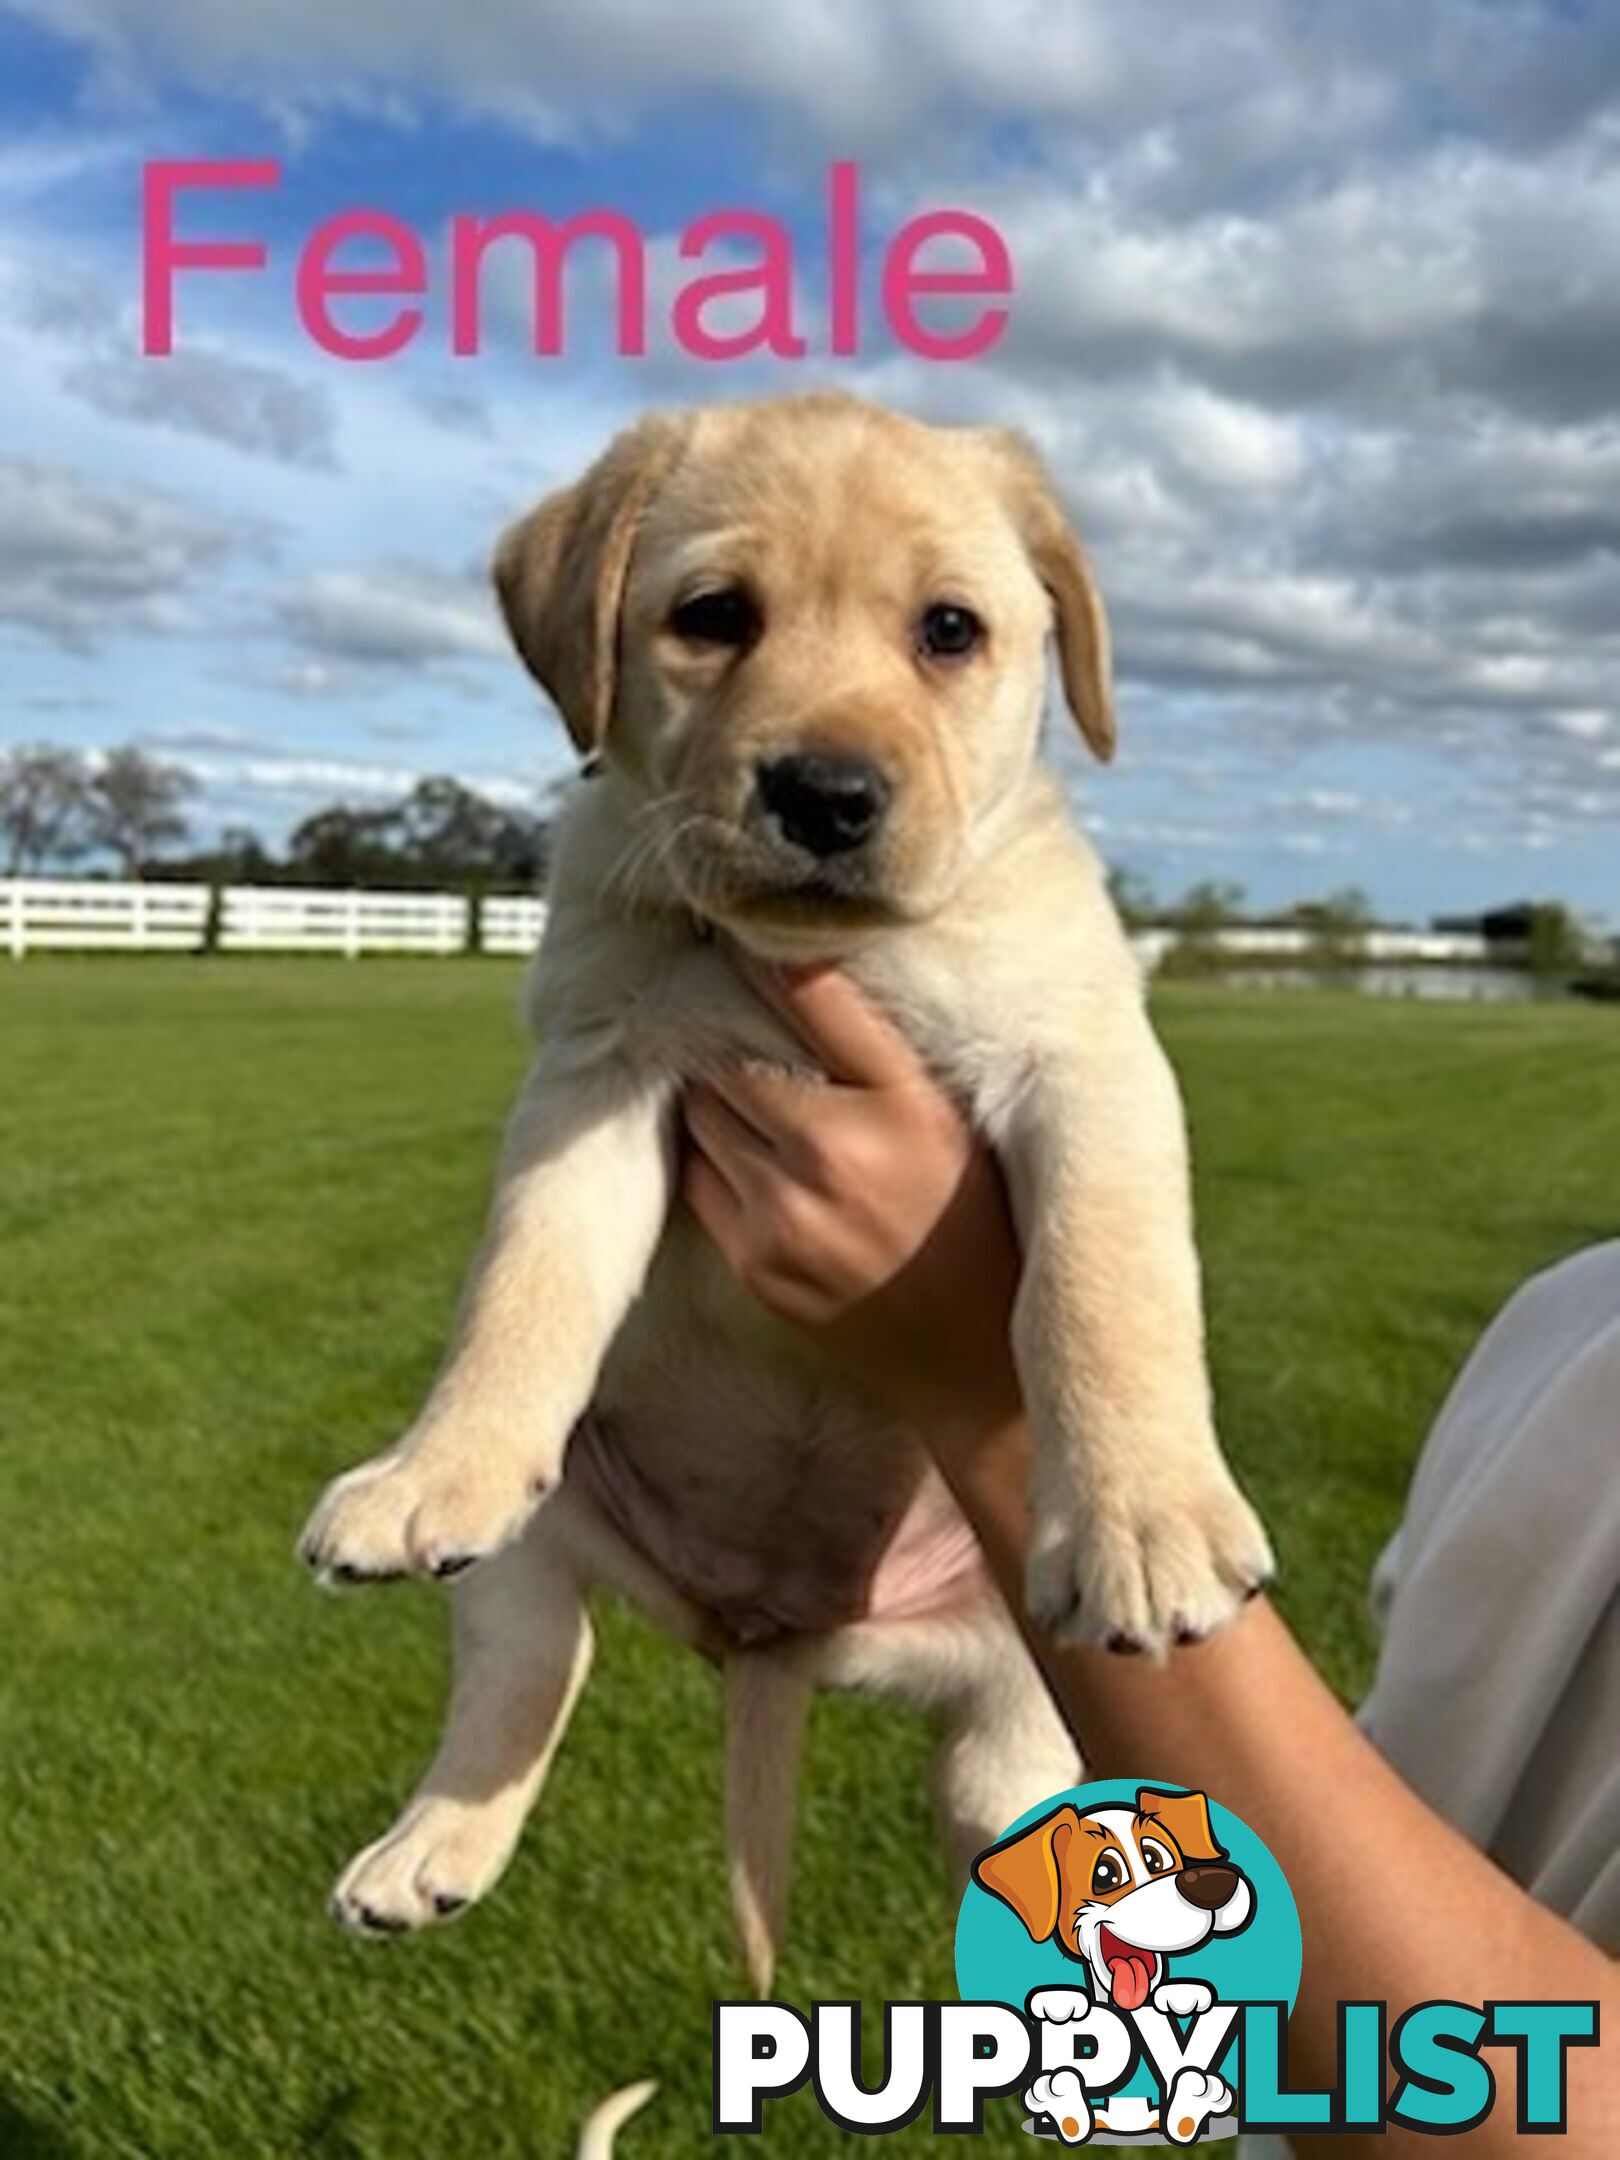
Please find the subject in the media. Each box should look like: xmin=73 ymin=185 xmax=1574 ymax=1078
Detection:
xmin=740 ymin=959 xmax=930 ymax=1090
xmin=681 ymin=1144 xmax=751 ymax=1273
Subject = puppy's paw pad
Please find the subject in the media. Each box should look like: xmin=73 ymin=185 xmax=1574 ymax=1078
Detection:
xmin=1026 ymin=1474 xmax=1274 ymax=1658
xmin=298 ymin=1447 xmax=550 ymax=1584
xmin=329 ymin=1797 xmax=524 ymax=1936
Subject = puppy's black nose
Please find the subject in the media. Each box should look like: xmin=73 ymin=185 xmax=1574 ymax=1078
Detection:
xmin=756 ymin=753 xmax=891 ymax=859
xmin=1177 ymin=1863 xmax=1239 ymax=1911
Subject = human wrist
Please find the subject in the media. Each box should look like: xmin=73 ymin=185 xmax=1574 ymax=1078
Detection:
xmin=922 ymin=1387 xmax=1029 ymax=1496
xmin=884 ymin=1349 xmax=1014 ymax=1454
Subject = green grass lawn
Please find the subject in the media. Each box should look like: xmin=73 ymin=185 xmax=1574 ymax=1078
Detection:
xmin=1 ymin=960 xmax=1614 ymax=2158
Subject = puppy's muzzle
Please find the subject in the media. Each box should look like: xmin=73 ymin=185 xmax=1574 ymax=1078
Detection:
xmin=755 ymin=752 xmax=892 ymax=859
xmin=1176 ymin=1863 xmax=1239 ymax=1911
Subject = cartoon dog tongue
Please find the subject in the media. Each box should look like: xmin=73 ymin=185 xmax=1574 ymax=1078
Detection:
xmin=1101 ymin=1933 xmax=1156 ymax=2010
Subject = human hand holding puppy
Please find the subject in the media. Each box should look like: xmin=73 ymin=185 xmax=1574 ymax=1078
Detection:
xmin=684 ymin=959 xmax=1269 ymax=1647
xmin=683 ymin=960 xmax=1023 ymax=1432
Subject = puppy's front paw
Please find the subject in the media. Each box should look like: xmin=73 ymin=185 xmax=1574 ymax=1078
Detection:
xmin=329 ymin=1793 xmax=526 ymax=1935
xmin=1024 ymin=1464 xmax=1273 ymax=1657
xmin=297 ymin=1440 xmax=552 ymax=1584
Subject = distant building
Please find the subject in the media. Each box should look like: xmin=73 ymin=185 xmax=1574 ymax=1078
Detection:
xmin=1431 ymin=902 xmax=1535 ymax=942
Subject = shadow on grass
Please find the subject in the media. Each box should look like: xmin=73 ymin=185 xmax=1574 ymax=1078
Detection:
xmin=0 ymin=2094 xmax=77 ymax=2158
xmin=295 ymin=2082 xmax=368 ymax=2159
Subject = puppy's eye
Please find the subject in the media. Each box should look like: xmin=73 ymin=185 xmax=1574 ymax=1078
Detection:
xmin=1091 ymin=1853 xmax=1125 ymax=1896
xmin=669 ymin=587 xmax=760 ymax=649
xmin=1140 ymin=1839 xmax=1175 ymax=1876
xmin=918 ymin=601 xmax=983 ymax=660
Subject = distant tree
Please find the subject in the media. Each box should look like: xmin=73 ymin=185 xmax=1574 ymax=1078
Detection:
xmin=1162 ymin=879 xmax=1248 ymax=977
xmin=89 ymin=746 xmax=196 ymax=875
xmin=1105 ymin=864 xmax=1158 ymax=925
xmin=1524 ymin=902 xmax=1585 ymax=978
xmin=1294 ymin=885 xmax=1373 ymax=971
xmin=487 ymin=803 xmax=549 ymax=890
xmin=283 ymin=778 xmax=548 ymax=890
xmin=1175 ymin=879 xmax=1247 ymax=930
xmin=0 ymin=743 xmax=93 ymax=874
xmin=394 ymin=776 xmax=548 ymax=890
xmin=396 ymin=776 xmax=504 ymax=876
xmin=162 ymin=823 xmax=280 ymax=885
xmin=216 ymin=824 xmax=279 ymax=883
xmin=285 ymin=804 xmax=405 ymax=887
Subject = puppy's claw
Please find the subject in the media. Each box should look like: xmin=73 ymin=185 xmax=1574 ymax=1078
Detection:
xmin=327 ymin=1559 xmax=406 ymax=1587
xmin=328 ymin=1793 xmax=527 ymax=1936
xmin=1025 ymin=1468 xmax=1275 ymax=1659
xmin=351 ymin=1901 xmax=408 ymax=1937
xmin=298 ymin=1442 xmax=555 ymax=1586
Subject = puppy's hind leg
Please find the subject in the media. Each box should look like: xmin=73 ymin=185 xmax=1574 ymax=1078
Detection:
xmin=725 ymin=1646 xmax=815 ymax=1997
xmin=814 ymin=1611 xmax=1079 ymax=1891
xmin=331 ymin=1516 xmax=592 ymax=1936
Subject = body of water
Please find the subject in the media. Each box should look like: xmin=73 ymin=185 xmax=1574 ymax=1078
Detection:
xmin=1202 ymin=964 xmax=1558 ymax=1002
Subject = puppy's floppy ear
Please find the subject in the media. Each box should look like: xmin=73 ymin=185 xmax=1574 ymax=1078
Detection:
xmin=988 ymin=429 xmax=1115 ymax=764
xmin=493 ymin=411 xmax=692 ymax=755
xmin=1136 ymin=1788 xmax=1227 ymax=1865
xmin=972 ymin=1805 xmax=1080 ymax=1944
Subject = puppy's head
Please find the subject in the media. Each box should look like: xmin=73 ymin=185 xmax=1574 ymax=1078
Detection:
xmin=972 ymin=1789 xmax=1252 ymax=2010
xmin=493 ymin=392 xmax=1112 ymax=953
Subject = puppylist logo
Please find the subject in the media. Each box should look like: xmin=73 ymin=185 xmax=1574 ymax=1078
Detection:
xmin=714 ymin=1779 xmax=1599 ymax=2143
xmin=968 ymin=1783 xmax=1265 ymax=2142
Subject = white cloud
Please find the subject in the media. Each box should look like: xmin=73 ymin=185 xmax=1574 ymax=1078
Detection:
xmin=274 ymin=564 xmax=504 ymax=670
xmin=63 ymin=344 xmax=338 ymax=467
xmin=1144 ymin=380 xmax=1306 ymax=496
xmin=0 ymin=455 xmax=241 ymax=648
xmin=5 ymin=245 xmax=340 ymax=468
xmin=0 ymin=0 xmax=1267 ymax=148
xmin=179 ymin=744 xmax=539 ymax=813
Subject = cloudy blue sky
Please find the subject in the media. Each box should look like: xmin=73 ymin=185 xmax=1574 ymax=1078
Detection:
xmin=1 ymin=0 xmax=1617 ymax=922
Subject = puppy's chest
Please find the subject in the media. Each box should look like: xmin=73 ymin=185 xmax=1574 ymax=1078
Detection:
xmin=605 ymin=920 xmax=1046 ymax=1136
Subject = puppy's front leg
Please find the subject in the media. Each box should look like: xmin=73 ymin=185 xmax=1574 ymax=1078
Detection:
xmin=1005 ymin=1018 xmax=1273 ymax=1653
xmin=299 ymin=1053 xmax=672 ymax=1582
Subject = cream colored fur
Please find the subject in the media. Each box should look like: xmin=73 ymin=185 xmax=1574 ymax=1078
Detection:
xmin=299 ymin=392 xmax=1271 ymax=1986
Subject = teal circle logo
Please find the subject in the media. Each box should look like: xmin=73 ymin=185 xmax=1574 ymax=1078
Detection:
xmin=955 ymin=1779 xmax=1301 ymax=2143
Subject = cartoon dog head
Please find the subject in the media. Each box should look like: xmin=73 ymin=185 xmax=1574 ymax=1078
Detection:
xmin=973 ymin=1789 xmax=1253 ymax=2011
xmin=492 ymin=393 xmax=1113 ymax=952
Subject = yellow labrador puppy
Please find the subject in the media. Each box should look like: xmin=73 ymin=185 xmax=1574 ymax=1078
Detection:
xmin=298 ymin=392 xmax=1272 ymax=1982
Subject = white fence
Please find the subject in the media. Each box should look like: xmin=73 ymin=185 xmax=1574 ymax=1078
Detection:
xmin=0 ymin=878 xmax=1505 ymax=970
xmin=219 ymin=885 xmax=471 ymax=956
xmin=1129 ymin=924 xmax=1492 ymax=972
xmin=3 ymin=878 xmax=211 ymax=957
xmin=480 ymin=894 xmax=548 ymax=956
xmin=1 ymin=880 xmax=484 ymax=958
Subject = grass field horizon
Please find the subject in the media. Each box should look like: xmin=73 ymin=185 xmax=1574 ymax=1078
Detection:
xmin=2 ymin=959 xmax=1615 ymax=2157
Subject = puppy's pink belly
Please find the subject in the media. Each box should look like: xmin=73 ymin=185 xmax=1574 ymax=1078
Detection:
xmin=566 ymin=1417 xmax=987 ymax=1644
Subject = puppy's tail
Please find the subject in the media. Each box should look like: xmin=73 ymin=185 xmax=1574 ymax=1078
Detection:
xmin=576 ymin=2078 xmax=657 ymax=2158
xmin=725 ymin=1645 xmax=814 ymax=1996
